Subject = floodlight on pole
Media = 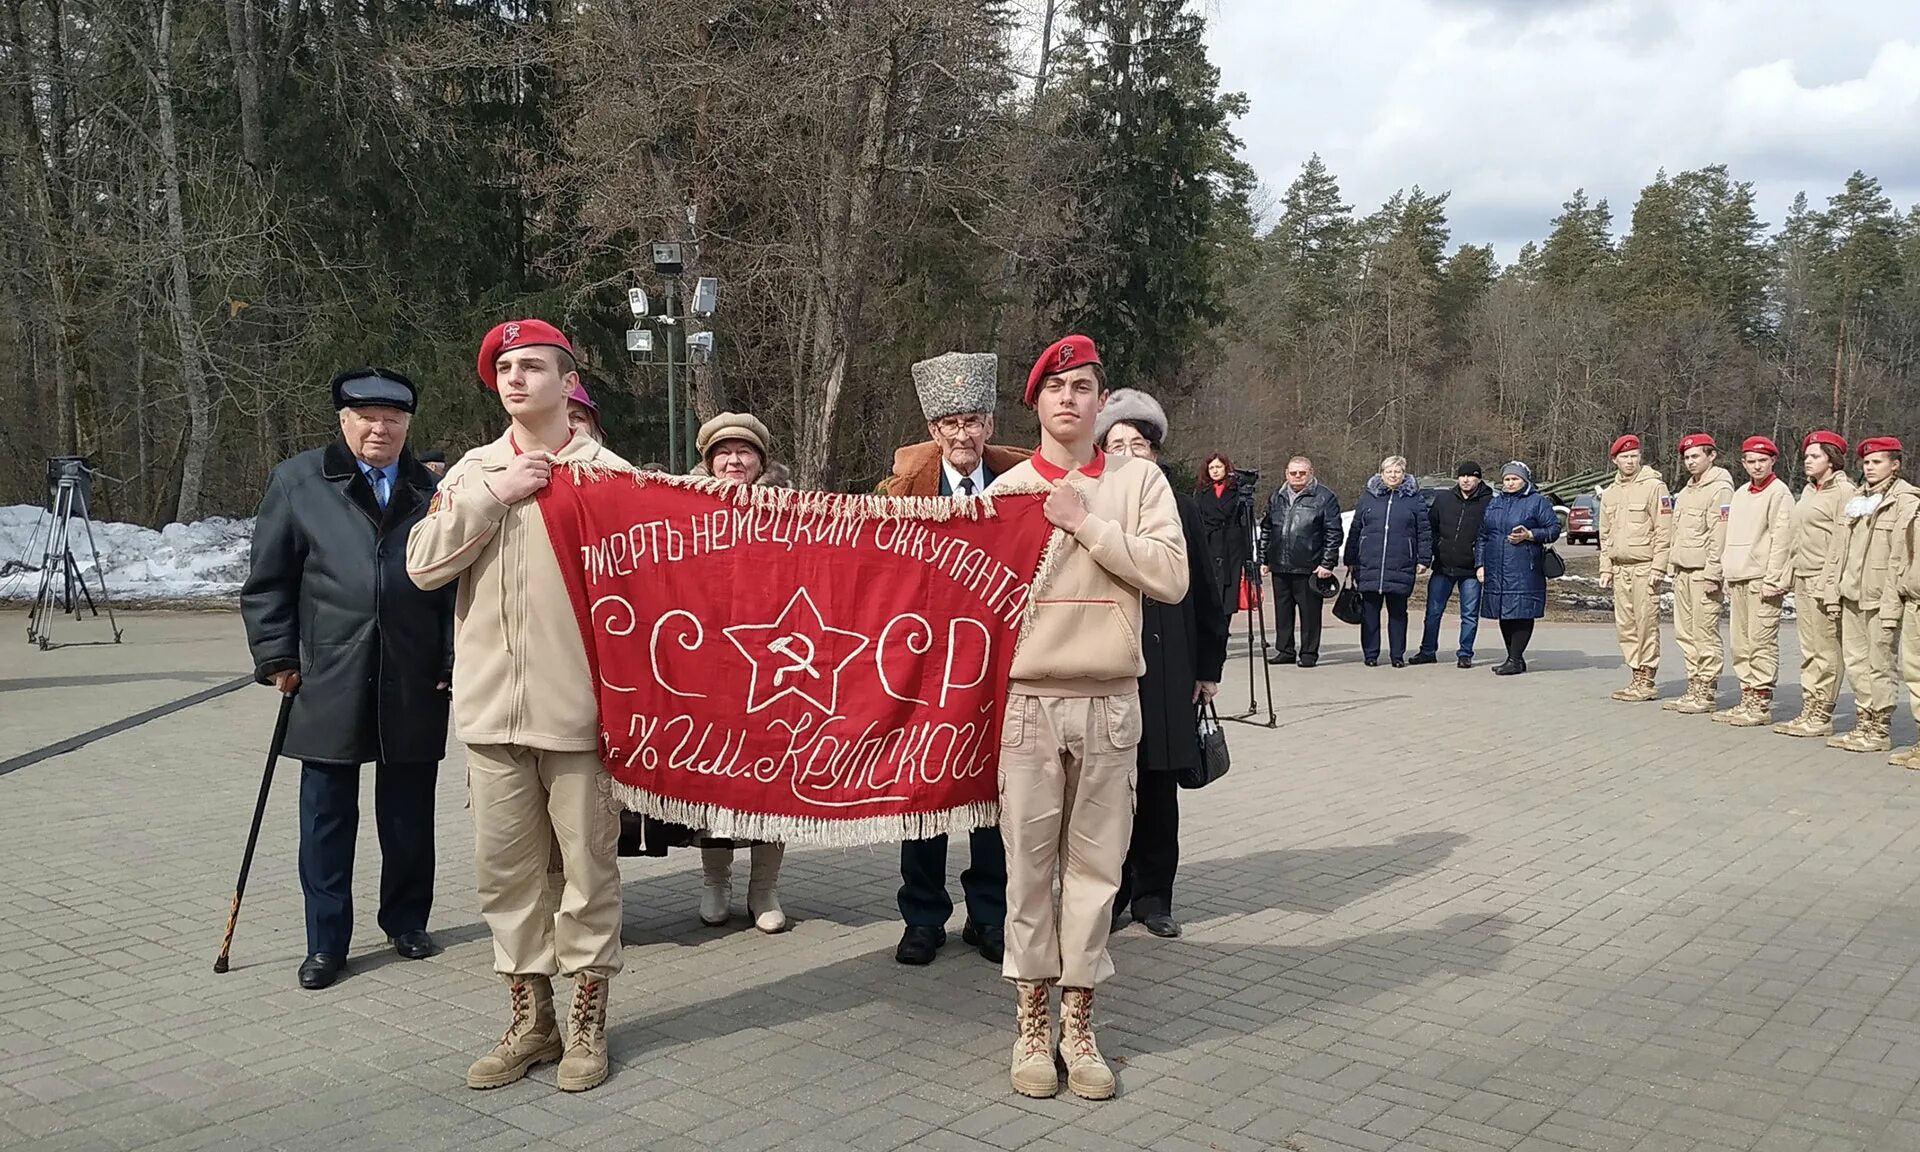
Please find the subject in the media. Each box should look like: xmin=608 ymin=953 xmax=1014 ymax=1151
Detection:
xmin=687 ymin=331 xmax=714 ymax=363
xmin=625 ymin=328 xmax=653 ymax=353
xmin=627 ymin=287 xmax=650 ymax=318
xmin=691 ymin=277 xmax=718 ymax=318
xmin=651 ymin=242 xmax=684 ymax=275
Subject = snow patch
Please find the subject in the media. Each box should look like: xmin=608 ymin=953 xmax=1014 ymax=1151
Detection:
xmin=0 ymin=504 xmax=253 ymax=602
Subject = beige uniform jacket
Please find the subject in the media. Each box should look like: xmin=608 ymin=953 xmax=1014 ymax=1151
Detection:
xmin=992 ymin=452 xmax=1188 ymax=698
xmin=1788 ymin=474 xmax=1854 ymax=610
xmin=405 ymin=430 xmax=631 ymax=752
xmin=1597 ymin=467 xmax=1671 ymax=577
xmin=1720 ymin=476 xmax=1794 ymax=588
xmin=1832 ymin=477 xmax=1920 ymax=617
xmin=1667 ymin=466 xmax=1735 ymax=581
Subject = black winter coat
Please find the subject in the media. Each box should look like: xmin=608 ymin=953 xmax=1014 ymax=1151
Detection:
xmin=1427 ymin=482 xmax=1492 ymax=576
xmin=241 ymin=439 xmax=454 ymax=766
xmin=1138 ymin=485 xmax=1231 ymax=773
xmin=1192 ymin=479 xmax=1251 ymax=618
xmin=1260 ymin=481 xmax=1344 ymax=574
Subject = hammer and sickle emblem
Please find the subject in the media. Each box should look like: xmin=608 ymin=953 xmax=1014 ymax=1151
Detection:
xmin=767 ymin=633 xmax=820 ymax=686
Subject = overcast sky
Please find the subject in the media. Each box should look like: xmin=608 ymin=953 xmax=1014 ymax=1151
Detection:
xmin=1204 ymin=0 xmax=1920 ymax=263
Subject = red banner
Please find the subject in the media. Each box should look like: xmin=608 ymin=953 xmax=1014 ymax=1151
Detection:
xmin=536 ymin=468 xmax=1057 ymax=846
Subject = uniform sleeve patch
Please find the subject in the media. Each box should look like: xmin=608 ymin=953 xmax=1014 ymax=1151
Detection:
xmin=428 ymin=488 xmax=448 ymax=515
xmin=1659 ymin=496 xmax=1674 ymax=513
xmin=1717 ymin=503 xmax=1730 ymax=521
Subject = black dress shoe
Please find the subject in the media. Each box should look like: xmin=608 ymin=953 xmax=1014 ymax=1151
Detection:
xmin=962 ymin=920 xmax=1004 ymax=963
xmin=894 ymin=926 xmax=945 ymax=966
xmin=391 ymin=930 xmax=435 ymax=960
xmin=1139 ymin=913 xmax=1182 ymax=939
xmin=1297 ymin=655 xmax=1317 ymax=668
xmin=1267 ymin=652 xmax=1296 ymax=666
xmin=1409 ymin=652 xmax=1437 ymax=665
xmin=1457 ymin=657 xmax=1473 ymax=669
xmin=1392 ymin=657 xmax=1406 ymax=668
xmin=298 ymin=954 xmax=343 ymax=990
xmin=1364 ymin=657 xmax=1378 ymax=667
xmin=1493 ymin=658 xmax=1527 ymax=676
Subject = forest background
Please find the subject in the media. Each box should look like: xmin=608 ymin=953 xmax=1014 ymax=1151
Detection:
xmin=5 ymin=0 xmax=1918 ymax=524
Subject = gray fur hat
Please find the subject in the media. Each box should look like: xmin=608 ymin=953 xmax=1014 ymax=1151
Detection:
xmin=910 ymin=352 xmax=999 ymax=422
xmin=1094 ymin=388 xmax=1169 ymax=448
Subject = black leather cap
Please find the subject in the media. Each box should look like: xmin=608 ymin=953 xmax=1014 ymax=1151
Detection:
xmin=331 ymin=368 xmax=417 ymax=413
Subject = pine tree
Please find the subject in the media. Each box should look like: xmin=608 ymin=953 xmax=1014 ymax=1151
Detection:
xmin=1434 ymin=244 xmax=1496 ymax=355
xmin=1046 ymin=0 xmax=1257 ymax=390
xmin=1540 ymin=189 xmax=1615 ymax=293
xmin=1264 ymin=153 xmax=1353 ymax=333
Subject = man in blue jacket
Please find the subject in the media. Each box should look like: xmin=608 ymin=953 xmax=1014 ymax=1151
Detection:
xmin=1413 ymin=461 xmax=1491 ymax=668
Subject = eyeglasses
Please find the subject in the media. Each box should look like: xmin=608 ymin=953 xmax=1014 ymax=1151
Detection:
xmin=1106 ymin=437 xmax=1153 ymax=458
xmin=935 ymin=415 xmax=988 ymax=436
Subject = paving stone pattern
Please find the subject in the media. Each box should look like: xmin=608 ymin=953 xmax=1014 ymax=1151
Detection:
xmin=4 ymin=609 xmax=1920 ymax=1151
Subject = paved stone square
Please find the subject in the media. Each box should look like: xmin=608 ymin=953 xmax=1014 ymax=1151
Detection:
xmin=5 ymin=606 xmax=1920 ymax=1151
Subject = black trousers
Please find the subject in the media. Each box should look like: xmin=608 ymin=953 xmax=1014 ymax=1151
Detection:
xmin=1116 ymin=769 xmax=1180 ymax=916
xmin=898 ymin=827 xmax=1007 ymax=929
xmin=1271 ymin=572 xmax=1324 ymax=660
xmin=1359 ymin=591 xmax=1410 ymax=661
xmin=298 ymin=760 xmax=437 ymax=955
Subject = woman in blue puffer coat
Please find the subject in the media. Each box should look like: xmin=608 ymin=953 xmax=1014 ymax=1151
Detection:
xmin=1341 ymin=456 xmax=1433 ymax=666
xmin=1476 ymin=460 xmax=1563 ymax=676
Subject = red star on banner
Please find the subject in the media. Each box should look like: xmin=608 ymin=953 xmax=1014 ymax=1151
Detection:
xmin=723 ymin=588 xmax=872 ymax=716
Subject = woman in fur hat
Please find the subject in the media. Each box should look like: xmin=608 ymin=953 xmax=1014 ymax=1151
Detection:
xmin=1095 ymin=389 xmax=1228 ymax=941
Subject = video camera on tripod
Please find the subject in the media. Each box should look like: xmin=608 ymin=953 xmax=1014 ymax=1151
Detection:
xmin=22 ymin=455 xmax=121 ymax=649
xmin=1225 ymin=465 xmax=1275 ymax=727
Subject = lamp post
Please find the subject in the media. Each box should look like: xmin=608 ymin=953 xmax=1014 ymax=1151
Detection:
xmin=626 ymin=244 xmax=719 ymax=472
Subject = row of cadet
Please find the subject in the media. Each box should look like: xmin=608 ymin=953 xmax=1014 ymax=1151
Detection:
xmin=1594 ymin=430 xmax=1920 ymax=762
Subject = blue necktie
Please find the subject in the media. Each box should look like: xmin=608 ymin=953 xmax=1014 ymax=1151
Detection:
xmin=372 ymin=471 xmax=389 ymax=509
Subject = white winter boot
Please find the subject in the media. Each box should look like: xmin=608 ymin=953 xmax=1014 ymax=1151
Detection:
xmin=747 ymin=843 xmax=788 ymax=933
xmin=699 ymin=846 xmax=733 ymax=926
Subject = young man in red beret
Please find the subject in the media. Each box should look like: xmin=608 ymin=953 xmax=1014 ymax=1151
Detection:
xmin=1662 ymin=434 xmax=1736 ymax=715
xmin=406 ymin=319 xmax=630 ymax=1093
xmin=1775 ymin=432 xmax=1854 ymax=737
xmin=989 ymin=334 xmax=1188 ymax=1101
xmin=1598 ymin=434 xmax=1670 ymax=701
xmin=1828 ymin=438 xmax=1918 ymax=754
xmin=1714 ymin=436 xmax=1795 ymax=726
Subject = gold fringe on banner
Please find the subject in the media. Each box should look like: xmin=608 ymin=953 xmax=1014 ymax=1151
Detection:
xmin=609 ymin=781 xmax=1003 ymax=848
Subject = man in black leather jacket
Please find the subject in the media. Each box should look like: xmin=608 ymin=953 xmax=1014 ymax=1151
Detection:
xmin=1260 ymin=456 xmax=1344 ymax=667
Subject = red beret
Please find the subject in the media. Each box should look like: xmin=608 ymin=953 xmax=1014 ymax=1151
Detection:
xmin=1024 ymin=334 xmax=1103 ymax=406
xmin=1608 ymin=434 xmax=1640 ymax=458
xmin=477 ymin=319 xmax=575 ymax=390
xmin=1802 ymin=430 xmax=1848 ymax=456
xmin=1858 ymin=436 xmax=1904 ymax=458
xmin=1678 ymin=433 xmax=1716 ymax=454
xmin=1741 ymin=436 xmax=1778 ymax=457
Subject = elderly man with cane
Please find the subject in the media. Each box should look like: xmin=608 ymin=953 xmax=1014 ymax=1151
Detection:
xmin=239 ymin=368 xmax=453 ymax=990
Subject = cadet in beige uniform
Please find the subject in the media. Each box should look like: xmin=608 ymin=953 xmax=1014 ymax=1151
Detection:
xmin=1713 ymin=436 xmax=1795 ymax=726
xmin=1828 ymin=437 xmax=1920 ymax=753
xmin=407 ymin=319 xmax=626 ymax=1094
xmin=1598 ymin=434 xmax=1671 ymax=701
xmin=1662 ymin=435 xmax=1736 ymax=715
xmin=1774 ymin=431 xmax=1854 ymax=737
xmin=992 ymin=334 xmax=1187 ymax=1102
xmin=1890 ymin=467 xmax=1920 ymax=766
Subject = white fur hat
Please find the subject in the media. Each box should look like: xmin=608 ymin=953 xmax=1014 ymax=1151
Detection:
xmin=1094 ymin=388 xmax=1169 ymax=447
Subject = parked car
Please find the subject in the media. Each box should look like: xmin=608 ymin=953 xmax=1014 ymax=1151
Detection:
xmin=1566 ymin=492 xmax=1599 ymax=545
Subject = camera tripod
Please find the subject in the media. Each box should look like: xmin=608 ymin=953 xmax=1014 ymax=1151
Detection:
xmin=1226 ymin=542 xmax=1276 ymax=729
xmin=25 ymin=463 xmax=122 ymax=650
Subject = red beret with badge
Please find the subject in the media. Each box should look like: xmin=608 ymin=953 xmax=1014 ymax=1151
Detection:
xmin=1024 ymin=334 xmax=1103 ymax=406
xmin=1858 ymin=436 xmax=1904 ymax=458
xmin=476 ymin=319 xmax=576 ymax=390
xmin=1609 ymin=434 xmax=1640 ymax=458
xmin=1741 ymin=435 xmax=1779 ymax=457
xmin=1677 ymin=433 xmax=1716 ymax=454
xmin=1802 ymin=430 xmax=1848 ymax=456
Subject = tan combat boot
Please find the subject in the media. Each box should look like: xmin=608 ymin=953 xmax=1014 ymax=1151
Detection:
xmin=557 ymin=975 xmax=610 ymax=1092
xmin=1615 ymin=668 xmax=1660 ymax=702
xmin=1058 ymin=987 xmax=1116 ymax=1100
xmin=1775 ymin=694 xmax=1834 ymax=737
xmin=1662 ymin=677 xmax=1702 ymax=712
xmin=1889 ymin=745 xmax=1918 ymax=767
xmin=1671 ymin=678 xmax=1717 ymax=715
xmin=1711 ymin=687 xmax=1753 ymax=723
xmin=1829 ymin=707 xmax=1893 ymax=753
xmin=467 ymin=975 xmax=563 ymax=1090
xmin=1728 ymin=688 xmax=1772 ymax=728
xmin=1010 ymin=981 xmax=1058 ymax=1098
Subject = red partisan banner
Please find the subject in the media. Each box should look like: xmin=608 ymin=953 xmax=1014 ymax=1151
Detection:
xmin=536 ymin=467 xmax=1058 ymax=846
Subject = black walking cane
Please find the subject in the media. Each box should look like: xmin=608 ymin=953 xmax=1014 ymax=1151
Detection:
xmin=213 ymin=691 xmax=295 ymax=974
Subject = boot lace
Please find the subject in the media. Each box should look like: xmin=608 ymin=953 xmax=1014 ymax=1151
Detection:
xmin=1064 ymin=994 xmax=1099 ymax=1061
xmin=1017 ymin=988 xmax=1050 ymax=1058
xmin=499 ymin=980 xmax=532 ymax=1047
xmin=569 ymin=980 xmax=605 ymax=1050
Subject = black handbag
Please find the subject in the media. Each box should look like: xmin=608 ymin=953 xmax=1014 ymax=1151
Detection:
xmin=1181 ymin=701 xmax=1230 ymax=790
xmin=1543 ymin=546 xmax=1566 ymax=579
xmin=1332 ymin=581 xmax=1364 ymax=625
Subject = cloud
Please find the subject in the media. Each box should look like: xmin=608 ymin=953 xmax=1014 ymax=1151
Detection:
xmin=1207 ymin=0 xmax=1920 ymax=260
